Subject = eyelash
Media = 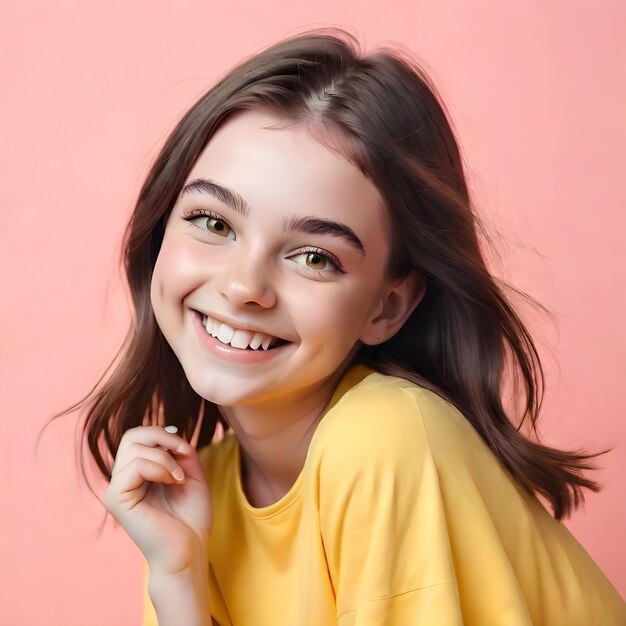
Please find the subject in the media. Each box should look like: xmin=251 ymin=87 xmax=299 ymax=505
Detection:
xmin=184 ymin=208 xmax=234 ymax=237
xmin=182 ymin=208 xmax=345 ymax=274
xmin=297 ymin=247 xmax=345 ymax=274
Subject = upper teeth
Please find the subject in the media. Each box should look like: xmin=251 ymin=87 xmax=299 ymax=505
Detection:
xmin=202 ymin=315 xmax=280 ymax=351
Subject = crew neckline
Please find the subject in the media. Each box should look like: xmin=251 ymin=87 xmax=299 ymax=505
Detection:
xmin=232 ymin=363 xmax=377 ymax=519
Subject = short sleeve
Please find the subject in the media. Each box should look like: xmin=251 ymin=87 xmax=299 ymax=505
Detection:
xmin=317 ymin=384 xmax=466 ymax=625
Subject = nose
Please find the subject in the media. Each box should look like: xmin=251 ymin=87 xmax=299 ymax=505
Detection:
xmin=213 ymin=248 xmax=277 ymax=310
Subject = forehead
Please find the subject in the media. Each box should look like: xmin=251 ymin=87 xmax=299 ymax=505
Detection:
xmin=184 ymin=109 xmax=387 ymax=232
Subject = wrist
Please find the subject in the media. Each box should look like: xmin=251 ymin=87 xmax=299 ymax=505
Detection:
xmin=148 ymin=555 xmax=209 ymax=594
xmin=148 ymin=538 xmax=210 ymax=579
xmin=148 ymin=565 xmax=211 ymax=626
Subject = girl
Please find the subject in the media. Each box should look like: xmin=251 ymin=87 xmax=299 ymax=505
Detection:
xmin=66 ymin=28 xmax=625 ymax=625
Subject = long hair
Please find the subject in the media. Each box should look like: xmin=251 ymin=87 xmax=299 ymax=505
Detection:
xmin=41 ymin=27 xmax=610 ymax=521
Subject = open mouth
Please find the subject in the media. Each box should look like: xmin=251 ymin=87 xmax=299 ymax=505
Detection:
xmin=198 ymin=312 xmax=290 ymax=351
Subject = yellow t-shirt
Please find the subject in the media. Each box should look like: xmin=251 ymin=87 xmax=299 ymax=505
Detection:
xmin=142 ymin=364 xmax=625 ymax=625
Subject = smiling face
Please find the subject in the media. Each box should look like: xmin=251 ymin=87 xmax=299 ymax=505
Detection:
xmin=150 ymin=108 xmax=410 ymax=409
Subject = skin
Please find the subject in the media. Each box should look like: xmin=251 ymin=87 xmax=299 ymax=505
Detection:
xmin=150 ymin=108 xmax=426 ymax=507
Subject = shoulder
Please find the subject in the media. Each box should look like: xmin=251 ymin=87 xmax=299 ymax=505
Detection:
xmin=310 ymin=368 xmax=474 ymax=476
xmin=310 ymin=370 xmax=466 ymax=562
xmin=315 ymin=367 xmax=473 ymax=454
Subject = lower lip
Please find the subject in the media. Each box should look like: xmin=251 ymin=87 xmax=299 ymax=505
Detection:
xmin=192 ymin=311 xmax=291 ymax=364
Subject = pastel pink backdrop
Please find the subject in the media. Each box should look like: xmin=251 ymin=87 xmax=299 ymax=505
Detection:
xmin=1 ymin=1 xmax=624 ymax=624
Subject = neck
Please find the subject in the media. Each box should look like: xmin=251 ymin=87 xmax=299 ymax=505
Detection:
xmin=218 ymin=364 xmax=349 ymax=506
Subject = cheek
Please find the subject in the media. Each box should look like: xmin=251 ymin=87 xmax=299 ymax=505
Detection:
xmin=286 ymin=281 xmax=379 ymax=342
xmin=150 ymin=239 xmax=195 ymax=325
xmin=149 ymin=256 xmax=165 ymax=314
xmin=151 ymin=238 xmax=200 ymax=300
xmin=149 ymin=254 xmax=170 ymax=330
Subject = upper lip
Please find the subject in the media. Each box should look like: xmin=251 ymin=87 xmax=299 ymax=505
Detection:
xmin=194 ymin=309 xmax=289 ymax=342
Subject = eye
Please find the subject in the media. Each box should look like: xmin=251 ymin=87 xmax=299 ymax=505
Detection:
xmin=302 ymin=252 xmax=331 ymax=271
xmin=185 ymin=210 xmax=235 ymax=240
xmin=289 ymin=249 xmax=342 ymax=274
xmin=204 ymin=216 xmax=234 ymax=239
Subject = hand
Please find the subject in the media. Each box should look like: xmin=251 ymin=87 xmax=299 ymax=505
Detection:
xmin=102 ymin=425 xmax=212 ymax=576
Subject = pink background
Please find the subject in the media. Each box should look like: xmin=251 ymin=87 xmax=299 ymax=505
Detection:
xmin=1 ymin=1 xmax=624 ymax=624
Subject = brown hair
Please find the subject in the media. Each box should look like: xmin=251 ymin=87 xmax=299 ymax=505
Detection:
xmin=40 ymin=27 xmax=611 ymax=521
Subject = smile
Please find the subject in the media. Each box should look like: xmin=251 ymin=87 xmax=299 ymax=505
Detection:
xmin=201 ymin=314 xmax=288 ymax=351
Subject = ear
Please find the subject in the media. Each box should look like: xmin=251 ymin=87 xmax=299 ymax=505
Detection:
xmin=359 ymin=271 xmax=427 ymax=345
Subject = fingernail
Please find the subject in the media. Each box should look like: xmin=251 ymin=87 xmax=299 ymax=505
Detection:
xmin=172 ymin=467 xmax=185 ymax=481
xmin=164 ymin=425 xmax=178 ymax=434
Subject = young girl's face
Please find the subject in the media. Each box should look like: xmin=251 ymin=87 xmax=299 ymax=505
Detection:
xmin=151 ymin=108 xmax=397 ymax=408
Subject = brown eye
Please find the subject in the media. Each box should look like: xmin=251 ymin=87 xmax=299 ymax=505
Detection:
xmin=306 ymin=252 xmax=327 ymax=270
xmin=186 ymin=212 xmax=236 ymax=240
xmin=289 ymin=250 xmax=339 ymax=275
xmin=205 ymin=217 xmax=233 ymax=238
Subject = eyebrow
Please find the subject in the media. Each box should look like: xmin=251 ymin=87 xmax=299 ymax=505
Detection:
xmin=180 ymin=178 xmax=251 ymax=217
xmin=179 ymin=177 xmax=366 ymax=254
xmin=282 ymin=215 xmax=365 ymax=254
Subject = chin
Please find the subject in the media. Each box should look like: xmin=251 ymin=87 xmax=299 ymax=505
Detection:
xmin=181 ymin=368 xmax=258 ymax=406
xmin=184 ymin=372 xmax=232 ymax=405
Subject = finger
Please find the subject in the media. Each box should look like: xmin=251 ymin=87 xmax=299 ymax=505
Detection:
xmin=112 ymin=442 xmax=186 ymax=480
xmin=110 ymin=457 xmax=181 ymax=495
xmin=104 ymin=457 xmax=183 ymax=513
xmin=117 ymin=425 xmax=193 ymax=466
xmin=157 ymin=425 xmax=185 ymax=455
